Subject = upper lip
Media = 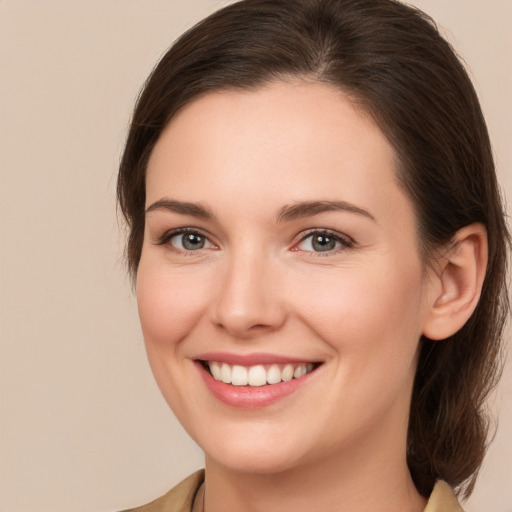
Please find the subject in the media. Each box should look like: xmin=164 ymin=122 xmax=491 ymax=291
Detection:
xmin=196 ymin=352 xmax=320 ymax=366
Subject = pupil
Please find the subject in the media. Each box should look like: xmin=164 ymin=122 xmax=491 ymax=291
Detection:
xmin=183 ymin=233 xmax=204 ymax=250
xmin=313 ymin=235 xmax=336 ymax=252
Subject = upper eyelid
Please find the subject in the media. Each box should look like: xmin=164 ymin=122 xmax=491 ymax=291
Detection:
xmin=295 ymin=228 xmax=354 ymax=244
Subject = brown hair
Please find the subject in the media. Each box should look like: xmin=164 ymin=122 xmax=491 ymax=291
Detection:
xmin=117 ymin=0 xmax=509 ymax=498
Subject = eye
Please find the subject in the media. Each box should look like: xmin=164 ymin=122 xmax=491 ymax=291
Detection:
xmin=156 ymin=229 xmax=215 ymax=251
xmin=295 ymin=230 xmax=353 ymax=253
xmin=172 ymin=232 xmax=211 ymax=250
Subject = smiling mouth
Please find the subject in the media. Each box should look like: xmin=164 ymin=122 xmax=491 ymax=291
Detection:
xmin=200 ymin=361 xmax=321 ymax=387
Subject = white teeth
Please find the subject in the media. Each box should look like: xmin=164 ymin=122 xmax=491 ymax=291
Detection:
xmin=267 ymin=364 xmax=281 ymax=384
xmin=248 ymin=365 xmax=267 ymax=386
xmin=294 ymin=364 xmax=306 ymax=378
xmin=221 ymin=363 xmax=232 ymax=384
xmin=207 ymin=361 xmax=315 ymax=386
xmin=210 ymin=362 xmax=222 ymax=380
xmin=231 ymin=365 xmax=248 ymax=386
xmin=281 ymin=364 xmax=294 ymax=382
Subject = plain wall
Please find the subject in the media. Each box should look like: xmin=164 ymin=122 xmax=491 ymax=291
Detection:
xmin=0 ymin=1 xmax=510 ymax=511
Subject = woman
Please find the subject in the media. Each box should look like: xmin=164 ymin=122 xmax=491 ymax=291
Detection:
xmin=117 ymin=0 xmax=509 ymax=510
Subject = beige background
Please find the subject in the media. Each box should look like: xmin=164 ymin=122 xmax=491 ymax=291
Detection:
xmin=0 ymin=1 xmax=510 ymax=511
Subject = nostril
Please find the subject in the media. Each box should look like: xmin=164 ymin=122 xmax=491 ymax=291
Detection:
xmin=251 ymin=324 xmax=272 ymax=330
xmin=213 ymin=317 xmax=283 ymax=338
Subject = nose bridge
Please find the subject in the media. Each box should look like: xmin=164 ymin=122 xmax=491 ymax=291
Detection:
xmin=212 ymin=242 xmax=286 ymax=338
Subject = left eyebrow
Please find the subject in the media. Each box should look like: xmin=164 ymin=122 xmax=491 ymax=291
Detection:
xmin=276 ymin=200 xmax=376 ymax=223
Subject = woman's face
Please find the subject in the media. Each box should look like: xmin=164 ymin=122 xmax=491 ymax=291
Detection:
xmin=137 ymin=81 xmax=436 ymax=474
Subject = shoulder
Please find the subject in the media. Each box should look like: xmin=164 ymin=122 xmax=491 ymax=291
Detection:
xmin=120 ymin=470 xmax=205 ymax=512
xmin=119 ymin=472 xmax=460 ymax=512
xmin=424 ymin=481 xmax=465 ymax=512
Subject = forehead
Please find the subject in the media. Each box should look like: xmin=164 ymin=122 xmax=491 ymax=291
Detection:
xmin=147 ymin=81 xmax=398 ymax=196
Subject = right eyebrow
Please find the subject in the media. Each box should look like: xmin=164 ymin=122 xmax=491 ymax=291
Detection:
xmin=145 ymin=198 xmax=215 ymax=220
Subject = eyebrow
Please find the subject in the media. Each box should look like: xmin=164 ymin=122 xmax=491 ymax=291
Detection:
xmin=276 ymin=200 xmax=376 ymax=223
xmin=145 ymin=198 xmax=375 ymax=223
xmin=145 ymin=198 xmax=215 ymax=219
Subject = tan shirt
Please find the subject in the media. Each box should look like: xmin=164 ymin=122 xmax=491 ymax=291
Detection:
xmin=122 ymin=470 xmax=464 ymax=512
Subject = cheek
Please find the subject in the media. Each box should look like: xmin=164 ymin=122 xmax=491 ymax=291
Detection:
xmin=293 ymin=262 xmax=426 ymax=357
xmin=136 ymin=259 xmax=208 ymax=348
xmin=135 ymin=258 xmax=210 ymax=417
xmin=293 ymin=266 xmax=425 ymax=433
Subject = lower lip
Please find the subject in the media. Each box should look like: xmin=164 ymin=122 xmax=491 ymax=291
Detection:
xmin=196 ymin=362 xmax=316 ymax=409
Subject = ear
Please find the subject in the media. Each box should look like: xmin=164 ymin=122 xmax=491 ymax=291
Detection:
xmin=422 ymin=223 xmax=488 ymax=340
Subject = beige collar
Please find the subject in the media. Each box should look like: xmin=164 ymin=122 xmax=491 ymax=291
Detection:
xmin=424 ymin=480 xmax=464 ymax=512
xmin=121 ymin=471 xmax=465 ymax=512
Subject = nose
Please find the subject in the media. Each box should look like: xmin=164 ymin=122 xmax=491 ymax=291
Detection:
xmin=210 ymin=250 xmax=288 ymax=339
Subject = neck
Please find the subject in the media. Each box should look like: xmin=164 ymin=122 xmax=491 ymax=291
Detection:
xmin=202 ymin=425 xmax=426 ymax=512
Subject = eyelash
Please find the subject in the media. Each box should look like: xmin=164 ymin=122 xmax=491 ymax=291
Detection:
xmin=154 ymin=228 xmax=354 ymax=255
xmin=154 ymin=228 xmax=216 ymax=252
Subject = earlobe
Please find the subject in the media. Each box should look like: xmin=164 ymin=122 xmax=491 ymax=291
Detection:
xmin=422 ymin=223 xmax=488 ymax=341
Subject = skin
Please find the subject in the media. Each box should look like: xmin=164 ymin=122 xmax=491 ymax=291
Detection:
xmin=137 ymin=80 xmax=446 ymax=512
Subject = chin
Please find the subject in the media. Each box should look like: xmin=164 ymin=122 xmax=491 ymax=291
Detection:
xmin=200 ymin=428 xmax=307 ymax=475
xmin=208 ymin=448 xmax=302 ymax=475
